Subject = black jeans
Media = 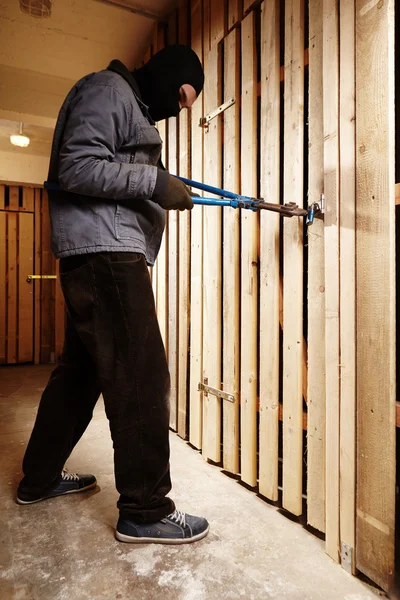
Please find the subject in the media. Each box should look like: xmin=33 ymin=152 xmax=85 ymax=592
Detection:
xmin=18 ymin=252 xmax=174 ymax=523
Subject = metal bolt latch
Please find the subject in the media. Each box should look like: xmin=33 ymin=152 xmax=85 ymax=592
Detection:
xmin=198 ymin=378 xmax=235 ymax=403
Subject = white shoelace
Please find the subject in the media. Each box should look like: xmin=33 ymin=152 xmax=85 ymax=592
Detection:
xmin=61 ymin=468 xmax=80 ymax=482
xmin=168 ymin=509 xmax=186 ymax=527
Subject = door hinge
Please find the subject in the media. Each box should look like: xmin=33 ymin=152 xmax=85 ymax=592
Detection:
xmin=341 ymin=542 xmax=354 ymax=574
xmin=198 ymin=378 xmax=235 ymax=403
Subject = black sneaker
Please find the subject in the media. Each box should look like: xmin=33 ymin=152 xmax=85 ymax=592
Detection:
xmin=116 ymin=509 xmax=210 ymax=545
xmin=16 ymin=469 xmax=97 ymax=505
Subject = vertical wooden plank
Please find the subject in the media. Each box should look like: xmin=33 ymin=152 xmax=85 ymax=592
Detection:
xmin=339 ymin=0 xmax=356 ymax=572
xmin=155 ymin=25 xmax=168 ymax=353
xmin=356 ymin=0 xmax=396 ymax=590
xmin=153 ymin=21 xmax=159 ymax=54
xmin=202 ymin=41 xmax=222 ymax=462
xmin=243 ymin=0 xmax=258 ymax=15
xmin=259 ymin=0 xmax=281 ymax=501
xmin=177 ymin=1 xmax=191 ymax=440
xmin=282 ymin=0 xmax=304 ymax=517
xmin=152 ymin=257 xmax=158 ymax=312
xmin=33 ymin=189 xmax=41 ymax=365
xmin=179 ymin=0 xmax=189 ymax=46
xmin=240 ymin=11 xmax=258 ymax=487
xmin=222 ymin=27 xmax=240 ymax=474
xmin=0 ymin=185 xmax=5 ymax=210
xmin=143 ymin=47 xmax=151 ymax=63
xmin=210 ymin=0 xmax=225 ymax=47
xmin=167 ymin=10 xmax=179 ymax=432
xmin=323 ymin=0 xmax=340 ymax=561
xmin=8 ymin=186 xmax=19 ymax=211
xmin=156 ymin=124 xmax=168 ymax=351
xmin=228 ymin=0 xmax=242 ymax=29
xmin=22 ymin=188 xmax=34 ymax=212
xmin=7 ymin=212 xmax=17 ymax=363
xmin=40 ymin=189 xmax=53 ymax=364
xmin=203 ymin=0 xmax=211 ymax=53
xmin=55 ymin=260 xmax=65 ymax=362
xmin=157 ymin=22 xmax=166 ymax=54
xmin=189 ymin=0 xmax=204 ymax=450
xmin=307 ymin=0 xmax=326 ymax=534
xmin=0 ymin=211 xmax=6 ymax=363
xmin=18 ymin=212 xmax=34 ymax=362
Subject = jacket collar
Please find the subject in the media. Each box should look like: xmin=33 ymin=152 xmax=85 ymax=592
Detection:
xmin=107 ymin=59 xmax=154 ymax=124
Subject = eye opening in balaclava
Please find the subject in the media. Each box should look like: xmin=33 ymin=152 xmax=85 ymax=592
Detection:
xmin=133 ymin=44 xmax=205 ymax=122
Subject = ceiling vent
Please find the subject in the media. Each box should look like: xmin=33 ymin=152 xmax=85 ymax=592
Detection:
xmin=20 ymin=0 xmax=52 ymax=18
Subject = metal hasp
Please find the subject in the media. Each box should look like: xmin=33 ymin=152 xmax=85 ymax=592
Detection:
xmin=26 ymin=275 xmax=57 ymax=283
xmin=341 ymin=542 xmax=354 ymax=574
xmin=199 ymin=98 xmax=235 ymax=131
xmin=198 ymin=378 xmax=235 ymax=403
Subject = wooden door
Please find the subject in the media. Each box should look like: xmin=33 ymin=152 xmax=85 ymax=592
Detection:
xmin=0 ymin=185 xmax=65 ymax=365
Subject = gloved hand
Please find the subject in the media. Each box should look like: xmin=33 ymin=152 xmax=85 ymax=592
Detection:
xmin=155 ymin=174 xmax=194 ymax=211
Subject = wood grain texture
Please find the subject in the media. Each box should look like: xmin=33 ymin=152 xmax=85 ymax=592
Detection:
xmin=167 ymin=11 xmax=179 ymax=431
xmin=243 ymin=0 xmax=258 ymax=14
xmin=177 ymin=0 xmax=191 ymax=440
xmin=22 ymin=188 xmax=34 ymax=212
xmin=167 ymin=110 xmax=179 ymax=431
xmin=156 ymin=120 xmax=168 ymax=352
xmin=155 ymin=14 xmax=168 ymax=356
xmin=282 ymin=0 xmax=305 ymax=517
xmin=355 ymin=0 xmax=396 ymax=590
xmin=7 ymin=212 xmax=17 ymax=363
xmin=34 ymin=188 xmax=41 ymax=365
xmin=17 ymin=212 xmax=34 ymax=362
xmin=259 ymin=0 xmax=281 ymax=501
xmin=222 ymin=27 xmax=240 ymax=475
xmin=339 ymin=0 xmax=356 ymax=572
xmin=202 ymin=40 xmax=222 ymax=462
xmin=323 ymin=0 xmax=340 ymax=562
xmin=40 ymin=190 xmax=54 ymax=364
xmin=8 ymin=186 xmax=19 ymax=211
xmin=189 ymin=0 xmax=204 ymax=450
xmin=228 ymin=0 xmax=242 ymax=29
xmin=307 ymin=0 xmax=326 ymax=534
xmin=55 ymin=259 xmax=65 ymax=362
xmin=0 ymin=211 xmax=6 ymax=363
xmin=240 ymin=11 xmax=258 ymax=488
xmin=210 ymin=0 xmax=225 ymax=47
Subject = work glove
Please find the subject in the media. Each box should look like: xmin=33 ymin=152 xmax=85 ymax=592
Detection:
xmin=153 ymin=172 xmax=194 ymax=211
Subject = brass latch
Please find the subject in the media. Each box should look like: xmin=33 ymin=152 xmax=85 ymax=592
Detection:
xmin=199 ymin=97 xmax=235 ymax=131
xmin=198 ymin=378 xmax=235 ymax=403
xmin=26 ymin=275 xmax=57 ymax=283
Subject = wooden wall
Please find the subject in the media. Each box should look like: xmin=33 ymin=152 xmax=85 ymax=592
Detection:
xmin=143 ymin=0 xmax=396 ymax=592
xmin=0 ymin=185 xmax=65 ymax=365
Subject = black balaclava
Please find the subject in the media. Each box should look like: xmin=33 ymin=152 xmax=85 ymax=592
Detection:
xmin=133 ymin=44 xmax=204 ymax=122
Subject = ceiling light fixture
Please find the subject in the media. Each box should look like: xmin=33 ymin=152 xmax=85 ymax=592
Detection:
xmin=10 ymin=123 xmax=30 ymax=148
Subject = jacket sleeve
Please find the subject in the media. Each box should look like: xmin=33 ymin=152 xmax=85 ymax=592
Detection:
xmin=58 ymin=83 xmax=160 ymax=201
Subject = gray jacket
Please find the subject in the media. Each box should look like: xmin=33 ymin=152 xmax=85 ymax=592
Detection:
xmin=47 ymin=61 xmax=166 ymax=266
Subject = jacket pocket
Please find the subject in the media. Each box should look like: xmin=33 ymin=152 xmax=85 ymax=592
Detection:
xmin=114 ymin=203 xmax=157 ymax=241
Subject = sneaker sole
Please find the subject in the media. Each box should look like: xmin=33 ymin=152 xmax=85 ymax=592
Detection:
xmin=16 ymin=481 xmax=97 ymax=505
xmin=115 ymin=525 xmax=210 ymax=545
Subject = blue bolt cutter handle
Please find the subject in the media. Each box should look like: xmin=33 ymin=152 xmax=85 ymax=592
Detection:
xmin=178 ymin=176 xmax=310 ymax=219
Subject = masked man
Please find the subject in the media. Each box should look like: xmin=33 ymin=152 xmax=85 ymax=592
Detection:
xmin=17 ymin=45 xmax=209 ymax=545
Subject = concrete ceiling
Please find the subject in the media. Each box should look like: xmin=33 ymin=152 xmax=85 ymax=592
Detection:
xmin=0 ymin=0 xmax=177 ymax=160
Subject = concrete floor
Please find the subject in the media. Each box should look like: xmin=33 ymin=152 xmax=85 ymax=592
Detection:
xmin=0 ymin=365 xmax=382 ymax=600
